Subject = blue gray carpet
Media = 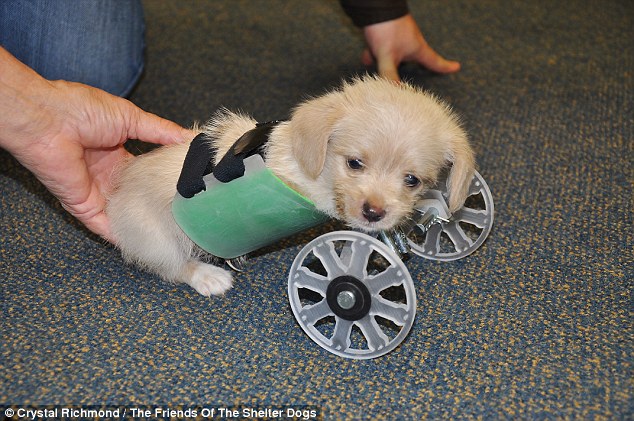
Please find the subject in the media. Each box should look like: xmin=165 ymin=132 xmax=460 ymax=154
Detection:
xmin=1 ymin=0 xmax=632 ymax=419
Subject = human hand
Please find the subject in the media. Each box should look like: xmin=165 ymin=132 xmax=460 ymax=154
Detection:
xmin=362 ymin=14 xmax=461 ymax=82
xmin=2 ymin=71 xmax=194 ymax=241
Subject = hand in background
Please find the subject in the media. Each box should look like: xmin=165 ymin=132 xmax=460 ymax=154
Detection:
xmin=362 ymin=14 xmax=461 ymax=82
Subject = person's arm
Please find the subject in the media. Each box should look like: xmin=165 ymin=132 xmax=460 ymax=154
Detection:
xmin=339 ymin=0 xmax=460 ymax=81
xmin=0 ymin=47 xmax=194 ymax=241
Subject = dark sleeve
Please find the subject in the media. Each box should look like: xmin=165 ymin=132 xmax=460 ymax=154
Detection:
xmin=339 ymin=0 xmax=409 ymax=27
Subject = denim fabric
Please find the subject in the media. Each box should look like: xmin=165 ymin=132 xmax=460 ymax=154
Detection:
xmin=0 ymin=0 xmax=145 ymax=97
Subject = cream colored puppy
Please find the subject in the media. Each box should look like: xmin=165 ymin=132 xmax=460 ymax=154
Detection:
xmin=106 ymin=76 xmax=474 ymax=296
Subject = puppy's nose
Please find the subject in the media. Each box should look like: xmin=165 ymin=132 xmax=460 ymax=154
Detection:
xmin=362 ymin=202 xmax=386 ymax=223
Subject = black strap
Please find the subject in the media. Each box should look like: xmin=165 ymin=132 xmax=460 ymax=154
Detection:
xmin=176 ymin=121 xmax=282 ymax=198
xmin=213 ymin=121 xmax=279 ymax=183
xmin=176 ymin=133 xmax=215 ymax=198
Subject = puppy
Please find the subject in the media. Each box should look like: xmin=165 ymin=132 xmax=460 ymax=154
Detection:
xmin=106 ymin=75 xmax=474 ymax=296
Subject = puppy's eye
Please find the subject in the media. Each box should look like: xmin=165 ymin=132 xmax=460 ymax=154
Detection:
xmin=404 ymin=174 xmax=421 ymax=188
xmin=347 ymin=158 xmax=364 ymax=170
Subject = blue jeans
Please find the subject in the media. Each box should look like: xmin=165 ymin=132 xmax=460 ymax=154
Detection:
xmin=0 ymin=0 xmax=145 ymax=97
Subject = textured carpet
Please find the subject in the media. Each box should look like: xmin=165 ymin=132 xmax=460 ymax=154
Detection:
xmin=1 ymin=0 xmax=632 ymax=419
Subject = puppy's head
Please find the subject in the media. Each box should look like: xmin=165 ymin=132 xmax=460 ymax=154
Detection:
xmin=288 ymin=75 xmax=474 ymax=232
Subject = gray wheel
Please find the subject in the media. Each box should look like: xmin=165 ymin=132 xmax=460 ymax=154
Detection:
xmin=407 ymin=170 xmax=494 ymax=261
xmin=288 ymin=231 xmax=416 ymax=359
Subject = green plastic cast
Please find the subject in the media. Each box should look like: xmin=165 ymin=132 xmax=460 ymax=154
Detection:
xmin=172 ymin=155 xmax=329 ymax=259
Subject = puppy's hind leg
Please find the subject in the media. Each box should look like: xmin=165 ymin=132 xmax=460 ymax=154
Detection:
xmin=143 ymin=233 xmax=234 ymax=296
xmin=166 ymin=227 xmax=233 ymax=297
xmin=116 ymin=222 xmax=233 ymax=297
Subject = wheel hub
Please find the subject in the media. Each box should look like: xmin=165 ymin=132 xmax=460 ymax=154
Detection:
xmin=326 ymin=276 xmax=372 ymax=321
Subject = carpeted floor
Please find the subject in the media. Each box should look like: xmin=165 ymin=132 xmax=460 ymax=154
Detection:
xmin=1 ymin=0 xmax=632 ymax=419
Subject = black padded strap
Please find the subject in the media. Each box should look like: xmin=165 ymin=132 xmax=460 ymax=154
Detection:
xmin=213 ymin=121 xmax=280 ymax=183
xmin=176 ymin=121 xmax=282 ymax=198
xmin=176 ymin=133 xmax=215 ymax=198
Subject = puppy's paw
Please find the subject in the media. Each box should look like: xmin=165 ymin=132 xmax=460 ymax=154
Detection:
xmin=186 ymin=262 xmax=233 ymax=296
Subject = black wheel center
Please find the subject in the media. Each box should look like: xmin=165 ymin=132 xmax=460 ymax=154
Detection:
xmin=326 ymin=276 xmax=372 ymax=321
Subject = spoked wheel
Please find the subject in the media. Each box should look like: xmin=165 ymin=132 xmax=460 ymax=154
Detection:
xmin=407 ymin=170 xmax=494 ymax=261
xmin=288 ymin=231 xmax=416 ymax=359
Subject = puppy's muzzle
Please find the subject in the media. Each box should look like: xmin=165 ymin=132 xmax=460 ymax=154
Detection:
xmin=362 ymin=202 xmax=386 ymax=223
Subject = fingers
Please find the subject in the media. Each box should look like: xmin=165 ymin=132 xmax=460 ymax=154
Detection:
xmin=361 ymin=48 xmax=374 ymax=67
xmin=370 ymin=43 xmax=461 ymax=82
xmin=125 ymin=101 xmax=196 ymax=146
xmin=362 ymin=47 xmax=401 ymax=82
xmin=79 ymin=211 xmax=114 ymax=243
xmin=376 ymin=56 xmax=401 ymax=83
xmin=369 ymin=49 xmax=460 ymax=82
xmin=61 ymin=193 xmax=114 ymax=243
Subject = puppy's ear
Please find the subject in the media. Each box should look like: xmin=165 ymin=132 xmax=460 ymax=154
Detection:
xmin=445 ymin=131 xmax=476 ymax=213
xmin=288 ymin=91 xmax=345 ymax=179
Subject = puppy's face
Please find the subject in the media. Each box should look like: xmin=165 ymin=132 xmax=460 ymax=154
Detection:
xmin=323 ymin=115 xmax=444 ymax=231
xmin=287 ymin=76 xmax=475 ymax=232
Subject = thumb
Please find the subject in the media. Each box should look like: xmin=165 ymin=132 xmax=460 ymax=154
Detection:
xmin=412 ymin=42 xmax=461 ymax=74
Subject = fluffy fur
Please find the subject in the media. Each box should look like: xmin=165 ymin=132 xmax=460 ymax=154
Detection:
xmin=106 ymin=76 xmax=474 ymax=296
